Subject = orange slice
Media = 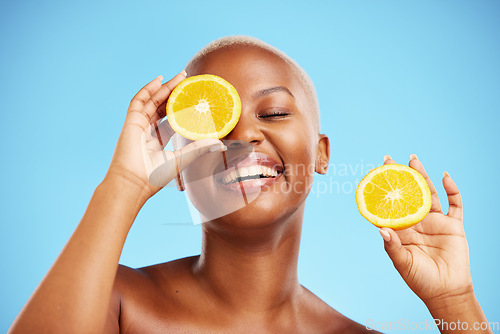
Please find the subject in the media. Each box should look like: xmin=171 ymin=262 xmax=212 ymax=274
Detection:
xmin=356 ymin=164 xmax=432 ymax=230
xmin=166 ymin=74 xmax=241 ymax=140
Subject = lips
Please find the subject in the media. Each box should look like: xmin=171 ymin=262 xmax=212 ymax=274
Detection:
xmin=214 ymin=151 xmax=284 ymax=194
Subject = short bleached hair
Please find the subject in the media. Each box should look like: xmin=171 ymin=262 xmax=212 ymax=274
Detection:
xmin=187 ymin=36 xmax=320 ymax=131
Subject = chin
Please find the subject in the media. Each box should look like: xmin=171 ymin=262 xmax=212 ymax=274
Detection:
xmin=187 ymin=182 xmax=309 ymax=234
xmin=216 ymin=197 xmax=289 ymax=227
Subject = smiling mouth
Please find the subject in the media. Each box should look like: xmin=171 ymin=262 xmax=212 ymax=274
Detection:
xmin=218 ymin=165 xmax=282 ymax=185
xmin=213 ymin=151 xmax=284 ymax=193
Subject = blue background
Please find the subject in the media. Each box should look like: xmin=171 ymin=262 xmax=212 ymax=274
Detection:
xmin=1 ymin=1 xmax=499 ymax=332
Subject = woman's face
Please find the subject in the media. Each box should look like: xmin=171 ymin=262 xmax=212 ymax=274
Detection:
xmin=179 ymin=45 xmax=327 ymax=229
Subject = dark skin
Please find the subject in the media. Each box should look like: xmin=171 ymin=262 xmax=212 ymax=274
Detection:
xmin=105 ymin=46 xmax=369 ymax=333
xmin=10 ymin=44 xmax=490 ymax=334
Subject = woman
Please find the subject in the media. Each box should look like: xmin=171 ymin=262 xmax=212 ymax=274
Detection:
xmin=9 ymin=36 xmax=491 ymax=333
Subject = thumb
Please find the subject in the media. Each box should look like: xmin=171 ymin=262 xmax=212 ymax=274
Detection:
xmin=176 ymin=138 xmax=226 ymax=172
xmin=148 ymin=139 xmax=226 ymax=188
xmin=379 ymin=228 xmax=410 ymax=271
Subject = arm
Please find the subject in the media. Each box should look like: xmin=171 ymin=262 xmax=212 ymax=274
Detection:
xmin=379 ymin=155 xmax=492 ymax=334
xmin=425 ymin=290 xmax=491 ymax=334
xmin=9 ymin=177 xmax=147 ymax=334
xmin=9 ymin=72 xmax=225 ymax=334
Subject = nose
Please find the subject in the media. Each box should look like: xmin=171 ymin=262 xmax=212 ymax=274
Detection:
xmin=222 ymin=112 xmax=264 ymax=148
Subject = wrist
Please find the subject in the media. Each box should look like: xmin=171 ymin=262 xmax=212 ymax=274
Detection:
xmin=424 ymin=286 xmax=476 ymax=314
xmin=102 ymin=169 xmax=153 ymax=203
xmin=90 ymin=178 xmax=148 ymax=231
xmin=425 ymin=287 xmax=492 ymax=334
xmin=99 ymin=174 xmax=151 ymax=211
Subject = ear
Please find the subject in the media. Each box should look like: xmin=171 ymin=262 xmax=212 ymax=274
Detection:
xmin=315 ymin=134 xmax=330 ymax=175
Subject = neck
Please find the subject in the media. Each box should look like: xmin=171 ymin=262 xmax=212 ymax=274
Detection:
xmin=193 ymin=203 xmax=305 ymax=314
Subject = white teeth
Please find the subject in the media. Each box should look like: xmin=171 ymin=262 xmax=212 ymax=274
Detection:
xmin=238 ymin=167 xmax=250 ymax=177
xmin=220 ymin=165 xmax=280 ymax=184
xmin=248 ymin=166 xmax=259 ymax=177
xmin=265 ymin=166 xmax=277 ymax=176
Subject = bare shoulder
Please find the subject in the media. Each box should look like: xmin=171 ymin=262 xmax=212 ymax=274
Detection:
xmin=114 ymin=256 xmax=196 ymax=292
xmin=299 ymin=286 xmax=382 ymax=334
xmin=106 ymin=256 xmax=199 ymax=333
xmin=114 ymin=254 xmax=199 ymax=305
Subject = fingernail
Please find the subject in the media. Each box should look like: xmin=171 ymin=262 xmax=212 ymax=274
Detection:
xmin=181 ymin=70 xmax=187 ymax=76
xmin=156 ymin=75 xmax=163 ymax=82
xmin=443 ymin=171 xmax=450 ymax=178
xmin=209 ymin=144 xmax=227 ymax=152
xmin=379 ymin=228 xmax=391 ymax=242
xmin=410 ymin=154 xmax=418 ymax=160
xmin=383 ymin=155 xmax=392 ymax=162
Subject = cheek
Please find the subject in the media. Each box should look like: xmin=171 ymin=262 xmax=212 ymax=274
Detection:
xmin=273 ymin=122 xmax=317 ymax=195
xmin=282 ymin=120 xmax=316 ymax=166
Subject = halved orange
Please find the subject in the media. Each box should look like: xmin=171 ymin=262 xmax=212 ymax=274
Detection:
xmin=166 ymin=74 xmax=241 ymax=140
xmin=356 ymin=164 xmax=432 ymax=230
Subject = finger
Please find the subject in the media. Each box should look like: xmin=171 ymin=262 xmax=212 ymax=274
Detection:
xmin=147 ymin=139 xmax=226 ymax=188
xmin=408 ymin=154 xmax=442 ymax=213
xmin=152 ymin=118 xmax=175 ymax=149
xmin=127 ymin=75 xmax=164 ymax=127
xmin=379 ymin=228 xmax=411 ymax=273
xmin=442 ymin=171 xmax=463 ymax=221
xmin=176 ymin=139 xmax=227 ymax=172
xmin=142 ymin=71 xmax=186 ymax=125
xmin=150 ymin=101 xmax=167 ymax=129
xmin=383 ymin=154 xmax=396 ymax=165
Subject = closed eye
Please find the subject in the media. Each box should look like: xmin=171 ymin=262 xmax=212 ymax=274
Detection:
xmin=258 ymin=110 xmax=291 ymax=119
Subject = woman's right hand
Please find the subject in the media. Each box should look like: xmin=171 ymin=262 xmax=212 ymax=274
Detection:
xmin=105 ymin=71 xmax=225 ymax=200
xmin=8 ymin=71 xmax=228 ymax=334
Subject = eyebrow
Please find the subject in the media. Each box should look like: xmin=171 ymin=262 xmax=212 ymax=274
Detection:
xmin=253 ymin=86 xmax=295 ymax=99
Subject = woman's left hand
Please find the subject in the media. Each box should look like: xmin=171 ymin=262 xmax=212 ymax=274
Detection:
xmin=379 ymin=154 xmax=473 ymax=307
